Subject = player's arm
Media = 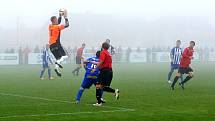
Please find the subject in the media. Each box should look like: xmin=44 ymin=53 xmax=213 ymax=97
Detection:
xmin=64 ymin=17 xmax=69 ymax=28
xmin=182 ymin=48 xmax=191 ymax=59
xmin=170 ymin=48 xmax=174 ymax=62
xmin=58 ymin=16 xmax=62 ymax=24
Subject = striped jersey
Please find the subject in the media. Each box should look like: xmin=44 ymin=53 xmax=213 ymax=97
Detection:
xmin=170 ymin=47 xmax=182 ymax=65
xmin=42 ymin=49 xmax=52 ymax=66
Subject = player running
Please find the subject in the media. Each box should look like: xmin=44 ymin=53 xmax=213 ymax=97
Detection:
xmin=72 ymin=43 xmax=86 ymax=76
xmin=91 ymin=42 xmax=119 ymax=106
xmin=75 ymin=51 xmax=104 ymax=103
xmin=49 ymin=9 xmax=69 ymax=77
xmin=40 ymin=44 xmax=54 ymax=80
xmin=167 ymin=40 xmax=183 ymax=84
xmin=171 ymin=41 xmax=195 ymax=90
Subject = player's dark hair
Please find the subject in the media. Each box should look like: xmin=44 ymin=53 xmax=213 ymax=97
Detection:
xmin=102 ymin=42 xmax=110 ymax=50
xmin=50 ymin=16 xmax=57 ymax=22
xmin=176 ymin=40 xmax=181 ymax=43
xmin=96 ymin=51 xmax=101 ymax=58
xmin=190 ymin=41 xmax=195 ymax=45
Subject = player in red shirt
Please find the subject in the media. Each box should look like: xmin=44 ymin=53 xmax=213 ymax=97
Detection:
xmin=171 ymin=41 xmax=195 ymax=90
xmin=72 ymin=43 xmax=86 ymax=76
xmin=90 ymin=42 xmax=119 ymax=106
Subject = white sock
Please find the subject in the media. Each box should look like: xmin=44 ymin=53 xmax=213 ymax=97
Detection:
xmin=55 ymin=63 xmax=59 ymax=69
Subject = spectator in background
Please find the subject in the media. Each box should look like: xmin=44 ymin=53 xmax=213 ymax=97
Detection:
xmin=23 ymin=46 xmax=31 ymax=64
xmin=126 ymin=47 xmax=132 ymax=62
xmin=34 ymin=46 xmax=40 ymax=53
xmin=18 ymin=47 xmax=23 ymax=64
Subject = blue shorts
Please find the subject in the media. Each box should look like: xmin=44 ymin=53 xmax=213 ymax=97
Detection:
xmin=171 ymin=63 xmax=179 ymax=70
xmin=81 ymin=76 xmax=97 ymax=89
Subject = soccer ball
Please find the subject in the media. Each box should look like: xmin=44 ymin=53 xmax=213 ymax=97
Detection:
xmin=59 ymin=8 xmax=67 ymax=17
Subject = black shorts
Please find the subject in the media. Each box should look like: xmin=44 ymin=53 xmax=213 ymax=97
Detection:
xmin=76 ymin=56 xmax=82 ymax=64
xmin=50 ymin=43 xmax=66 ymax=60
xmin=97 ymin=68 xmax=113 ymax=86
xmin=178 ymin=67 xmax=193 ymax=74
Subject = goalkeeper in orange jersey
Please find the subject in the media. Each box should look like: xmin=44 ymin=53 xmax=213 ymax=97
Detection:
xmin=49 ymin=9 xmax=69 ymax=77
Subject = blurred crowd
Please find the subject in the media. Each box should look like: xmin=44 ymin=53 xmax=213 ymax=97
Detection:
xmin=1 ymin=45 xmax=214 ymax=64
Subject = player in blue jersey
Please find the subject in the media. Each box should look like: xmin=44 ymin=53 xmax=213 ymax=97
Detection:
xmin=40 ymin=44 xmax=54 ymax=80
xmin=75 ymin=51 xmax=104 ymax=103
xmin=167 ymin=40 xmax=183 ymax=84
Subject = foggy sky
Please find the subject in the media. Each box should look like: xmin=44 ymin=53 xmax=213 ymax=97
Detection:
xmin=1 ymin=0 xmax=215 ymax=49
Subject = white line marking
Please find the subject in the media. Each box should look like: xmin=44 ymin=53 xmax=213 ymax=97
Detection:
xmin=0 ymin=92 xmax=134 ymax=111
xmin=0 ymin=109 xmax=135 ymax=119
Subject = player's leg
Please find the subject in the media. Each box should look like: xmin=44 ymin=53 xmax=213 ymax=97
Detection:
xmin=75 ymin=87 xmax=85 ymax=103
xmin=102 ymin=69 xmax=119 ymax=100
xmin=50 ymin=45 xmax=62 ymax=77
xmin=167 ymin=66 xmax=174 ymax=83
xmin=72 ymin=57 xmax=82 ymax=76
xmin=47 ymin=66 xmax=53 ymax=80
xmin=94 ymin=72 xmax=104 ymax=106
xmin=75 ymin=78 xmax=93 ymax=103
xmin=94 ymin=83 xmax=103 ymax=106
xmin=56 ymin=45 xmax=68 ymax=64
xmin=171 ymin=69 xmax=182 ymax=90
xmin=40 ymin=67 xmax=46 ymax=80
xmin=181 ymin=68 xmax=194 ymax=84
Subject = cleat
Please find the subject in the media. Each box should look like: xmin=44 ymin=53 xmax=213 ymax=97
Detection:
xmin=75 ymin=100 xmax=80 ymax=104
xmin=168 ymin=80 xmax=172 ymax=84
xmin=40 ymin=77 xmax=45 ymax=80
xmin=93 ymin=103 xmax=102 ymax=107
xmin=49 ymin=77 xmax=54 ymax=80
xmin=179 ymin=82 xmax=185 ymax=90
xmin=55 ymin=62 xmax=63 ymax=68
xmin=54 ymin=69 xmax=62 ymax=77
xmin=101 ymin=98 xmax=106 ymax=103
xmin=115 ymin=89 xmax=120 ymax=100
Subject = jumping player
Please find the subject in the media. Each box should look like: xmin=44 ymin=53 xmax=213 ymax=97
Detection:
xmin=49 ymin=10 xmax=69 ymax=77
xmin=167 ymin=40 xmax=183 ymax=84
xmin=171 ymin=41 xmax=195 ymax=90
xmin=75 ymin=51 xmax=104 ymax=103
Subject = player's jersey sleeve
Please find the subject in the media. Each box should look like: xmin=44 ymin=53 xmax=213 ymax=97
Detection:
xmin=59 ymin=25 xmax=65 ymax=30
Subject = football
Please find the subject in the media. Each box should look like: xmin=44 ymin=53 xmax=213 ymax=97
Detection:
xmin=59 ymin=8 xmax=67 ymax=17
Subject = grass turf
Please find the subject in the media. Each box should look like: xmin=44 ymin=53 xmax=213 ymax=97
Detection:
xmin=0 ymin=63 xmax=214 ymax=121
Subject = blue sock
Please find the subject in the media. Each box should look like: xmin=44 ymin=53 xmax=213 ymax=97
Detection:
xmin=76 ymin=87 xmax=84 ymax=101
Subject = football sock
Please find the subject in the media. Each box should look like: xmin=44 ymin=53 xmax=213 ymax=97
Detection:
xmin=171 ymin=76 xmax=179 ymax=87
xmin=76 ymin=87 xmax=84 ymax=101
xmin=180 ymin=76 xmax=184 ymax=83
xmin=40 ymin=69 xmax=45 ymax=78
xmin=55 ymin=63 xmax=59 ymax=69
xmin=48 ymin=68 xmax=51 ymax=78
xmin=103 ymin=87 xmax=115 ymax=93
xmin=96 ymin=88 xmax=102 ymax=104
xmin=182 ymin=76 xmax=192 ymax=84
xmin=168 ymin=69 xmax=174 ymax=80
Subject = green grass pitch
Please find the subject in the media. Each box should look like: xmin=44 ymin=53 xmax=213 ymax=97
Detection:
xmin=0 ymin=63 xmax=214 ymax=121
